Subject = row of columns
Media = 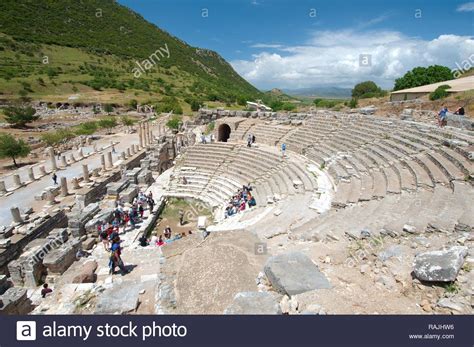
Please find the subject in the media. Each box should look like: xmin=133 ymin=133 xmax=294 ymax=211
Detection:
xmin=138 ymin=121 xmax=155 ymax=148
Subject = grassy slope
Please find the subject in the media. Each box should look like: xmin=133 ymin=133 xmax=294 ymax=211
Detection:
xmin=0 ymin=0 xmax=261 ymax=107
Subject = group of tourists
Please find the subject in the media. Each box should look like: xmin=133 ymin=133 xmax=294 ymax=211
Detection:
xmin=138 ymin=225 xmax=193 ymax=247
xmin=225 ymin=184 xmax=257 ymax=218
xmin=96 ymin=190 xmax=155 ymax=275
xmin=437 ymin=105 xmax=465 ymax=128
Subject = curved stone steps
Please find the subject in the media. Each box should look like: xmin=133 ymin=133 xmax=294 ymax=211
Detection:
xmin=426 ymin=151 xmax=465 ymax=181
xmin=438 ymin=147 xmax=473 ymax=177
xmin=371 ymin=169 xmax=387 ymax=198
xmin=393 ymin=162 xmax=417 ymax=191
xmin=383 ymin=166 xmax=401 ymax=194
xmin=415 ymin=153 xmax=451 ymax=186
xmin=401 ymin=159 xmax=434 ymax=189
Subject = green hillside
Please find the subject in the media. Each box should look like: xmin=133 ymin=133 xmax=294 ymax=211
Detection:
xmin=0 ymin=0 xmax=261 ymax=109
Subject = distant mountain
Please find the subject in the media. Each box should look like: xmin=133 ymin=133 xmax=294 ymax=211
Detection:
xmin=283 ymin=87 xmax=352 ymax=99
xmin=0 ymin=0 xmax=260 ymax=106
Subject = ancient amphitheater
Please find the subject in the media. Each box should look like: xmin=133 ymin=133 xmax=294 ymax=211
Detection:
xmin=1 ymin=109 xmax=472 ymax=315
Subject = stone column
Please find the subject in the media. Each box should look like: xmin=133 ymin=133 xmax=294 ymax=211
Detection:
xmin=138 ymin=122 xmax=144 ymax=148
xmin=145 ymin=122 xmax=150 ymax=145
xmin=48 ymin=147 xmax=57 ymax=170
xmin=93 ymin=144 xmax=97 ymax=153
xmin=28 ymin=167 xmax=35 ymax=182
xmin=127 ymin=148 xmax=131 ymax=157
xmin=0 ymin=181 xmax=6 ymax=194
xmin=71 ymin=177 xmax=80 ymax=189
xmin=60 ymin=176 xmax=68 ymax=197
xmin=39 ymin=166 xmax=46 ymax=176
xmin=13 ymin=174 xmax=22 ymax=187
xmin=107 ymin=151 xmax=113 ymax=169
xmin=100 ymin=154 xmax=106 ymax=171
xmin=131 ymin=144 xmax=136 ymax=154
xmin=82 ymin=164 xmax=90 ymax=183
xmin=60 ymin=155 xmax=67 ymax=167
xmin=77 ymin=147 xmax=84 ymax=159
xmin=69 ymin=154 xmax=76 ymax=163
xmin=10 ymin=206 xmax=23 ymax=223
xmin=121 ymin=152 xmax=126 ymax=160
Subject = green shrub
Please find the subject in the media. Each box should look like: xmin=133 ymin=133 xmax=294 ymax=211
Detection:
xmin=74 ymin=121 xmax=98 ymax=135
xmin=429 ymin=85 xmax=451 ymax=100
xmin=41 ymin=128 xmax=74 ymax=147
xmin=98 ymin=117 xmax=117 ymax=133
xmin=349 ymin=98 xmax=358 ymax=108
xmin=166 ymin=115 xmax=182 ymax=130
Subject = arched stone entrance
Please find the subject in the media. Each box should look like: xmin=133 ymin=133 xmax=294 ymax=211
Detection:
xmin=217 ymin=123 xmax=231 ymax=142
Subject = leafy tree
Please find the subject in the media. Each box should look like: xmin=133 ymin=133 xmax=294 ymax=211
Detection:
xmin=352 ymin=81 xmax=384 ymax=98
xmin=393 ymin=65 xmax=453 ymax=91
xmin=0 ymin=133 xmax=31 ymax=167
xmin=98 ymin=117 xmax=117 ymax=134
xmin=429 ymin=85 xmax=451 ymax=101
xmin=166 ymin=115 xmax=182 ymax=130
xmin=3 ymin=105 xmax=39 ymax=127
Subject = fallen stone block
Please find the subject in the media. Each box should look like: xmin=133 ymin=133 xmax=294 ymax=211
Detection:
xmin=72 ymin=260 xmax=98 ymax=284
xmin=264 ymin=252 xmax=331 ymax=296
xmin=413 ymin=246 xmax=468 ymax=282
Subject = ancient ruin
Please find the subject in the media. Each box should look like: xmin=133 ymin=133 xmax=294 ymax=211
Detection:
xmin=0 ymin=109 xmax=472 ymax=316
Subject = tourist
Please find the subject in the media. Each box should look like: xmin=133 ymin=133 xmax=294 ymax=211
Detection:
xmin=52 ymin=172 xmax=58 ymax=185
xmin=178 ymin=209 xmax=185 ymax=225
xmin=109 ymin=236 xmax=127 ymax=275
xmin=164 ymin=225 xmax=172 ymax=239
xmin=281 ymin=143 xmax=287 ymax=157
xmin=76 ymin=249 xmax=91 ymax=260
xmin=41 ymin=283 xmax=53 ymax=298
xmin=248 ymin=195 xmax=257 ymax=207
xmin=138 ymin=235 xmax=149 ymax=247
xmin=252 ymin=134 xmax=256 ymax=144
xmin=138 ymin=204 xmax=144 ymax=219
xmin=99 ymin=227 xmax=109 ymax=251
xmin=247 ymin=134 xmax=252 ymax=147
xmin=147 ymin=195 xmax=155 ymax=213
xmin=201 ymin=133 xmax=206 ymax=144
xmin=438 ymin=106 xmax=449 ymax=128
xmin=156 ymin=235 xmax=165 ymax=246
xmin=182 ymin=176 xmax=188 ymax=185
xmin=454 ymin=106 xmax=465 ymax=115
xmin=181 ymin=232 xmax=186 ymax=238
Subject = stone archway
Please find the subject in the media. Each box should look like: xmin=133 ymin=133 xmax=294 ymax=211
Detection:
xmin=217 ymin=123 xmax=231 ymax=142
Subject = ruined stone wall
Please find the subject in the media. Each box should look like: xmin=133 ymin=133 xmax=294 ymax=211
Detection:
xmin=0 ymin=211 xmax=67 ymax=274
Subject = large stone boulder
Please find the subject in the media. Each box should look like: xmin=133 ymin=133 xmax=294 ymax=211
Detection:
xmin=94 ymin=282 xmax=142 ymax=314
xmin=413 ymin=246 xmax=468 ymax=282
xmin=264 ymin=252 xmax=331 ymax=296
xmin=224 ymin=292 xmax=282 ymax=314
xmin=72 ymin=260 xmax=98 ymax=284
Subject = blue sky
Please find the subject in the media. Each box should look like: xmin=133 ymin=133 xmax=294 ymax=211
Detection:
xmin=118 ymin=0 xmax=474 ymax=90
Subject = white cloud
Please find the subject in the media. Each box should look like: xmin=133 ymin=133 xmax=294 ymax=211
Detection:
xmin=251 ymin=43 xmax=283 ymax=48
xmin=457 ymin=2 xmax=474 ymax=12
xmin=231 ymin=30 xmax=474 ymax=89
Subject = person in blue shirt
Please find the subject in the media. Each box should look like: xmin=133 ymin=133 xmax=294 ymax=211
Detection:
xmin=281 ymin=143 xmax=287 ymax=157
xmin=438 ymin=106 xmax=449 ymax=128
